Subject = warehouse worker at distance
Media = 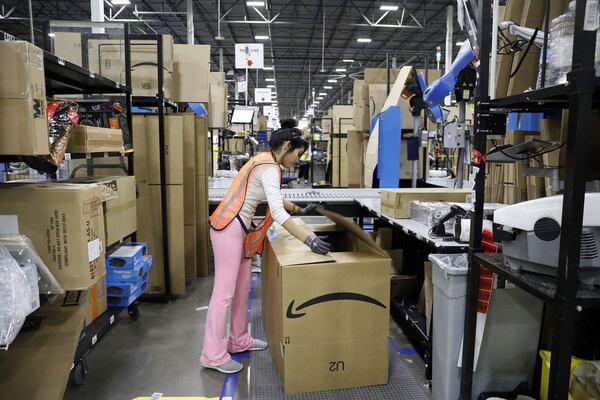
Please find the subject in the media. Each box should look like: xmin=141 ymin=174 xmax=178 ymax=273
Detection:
xmin=200 ymin=126 xmax=330 ymax=374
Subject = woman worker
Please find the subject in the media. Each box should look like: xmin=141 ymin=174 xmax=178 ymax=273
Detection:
xmin=201 ymin=127 xmax=331 ymax=374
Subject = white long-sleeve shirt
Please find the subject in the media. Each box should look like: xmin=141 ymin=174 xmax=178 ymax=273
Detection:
xmin=237 ymin=164 xmax=290 ymax=230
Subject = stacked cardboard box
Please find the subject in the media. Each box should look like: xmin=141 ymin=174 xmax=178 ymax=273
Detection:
xmin=173 ymin=44 xmax=211 ymax=103
xmin=83 ymin=275 xmax=108 ymax=326
xmin=0 ymin=41 xmax=49 ymax=155
xmin=209 ymin=72 xmax=228 ymax=129
xmin=133 ymin=114 xmax=186 ymax=295
xmin=195 ymin=116 xmax=212 ymax=277
xmin=67 ymin=126 xmax=124 ymax=153
xmin=347 ymin=130 xmax=370 ymax=187
xmin=262 ymin=211 xmax=390 ymax=393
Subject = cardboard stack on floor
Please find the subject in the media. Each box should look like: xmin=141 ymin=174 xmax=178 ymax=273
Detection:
xmin=195 ymin=116 xmax=213 ymax=277
xmin=134 ymin=114 xmax=186 ymax=295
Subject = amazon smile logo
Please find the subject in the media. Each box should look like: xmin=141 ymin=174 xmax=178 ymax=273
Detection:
xmin=286 ymin=292 xmax=387 ymax=318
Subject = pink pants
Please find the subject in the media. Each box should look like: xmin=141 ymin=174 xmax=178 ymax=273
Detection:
xmin=201 ymin=219 xmax=254 ymax=366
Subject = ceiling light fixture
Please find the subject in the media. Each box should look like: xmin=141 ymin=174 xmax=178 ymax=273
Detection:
xmin=327 ymin=79 xmax=337 ymax=83
xmin=265 ymin=78 xmax=275 ymax=82
xmin=335 ymin=68 xmax=346 ymax=72
xmin=318 ymin=92 xmax=327 ymax=96
xmin=324 ymin=86 xmax=333 ymax=89
xmin=255 ymin=35 xmax=269 ymax=40
xmin=263 ymin=66 xmax=274 ymax=70
xmin=111 ymin=0 xmax=131 ymax=4
xmin=380 ymin=5 xmax=399 ymax=11
xmin=342 ymin=59 xmax=354 ymax=63
xmin=267 ymin=85 xmax=275 ymax=88
xmin=357 ymin=38 xmax=372 ymax=43
xmin=456 ymin=41 xmax=466 ymax=46
xmin=246 ymin=1 xmax=265 ymax=6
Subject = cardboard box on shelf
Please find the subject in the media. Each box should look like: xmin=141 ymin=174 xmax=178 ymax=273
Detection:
xmin=182 ymin=114 xmax=197 ymax=224
xmin=173 ymin=44 xmax=210 ymax=103
xmin=353 ymin=80 xmax=369 ymax=132
xmin=380 ymin=188 xmax=472 ymax=219
xmin=136 ymin=183 xmax=185 ymax=295
xmin=61 ymin=176 xmax=137 ymax=246
xmin=0 ymin=41 xmax=49 ymax=155
xmin=0 ymin=183 xmax=106 ymax=290
xmin=67 ymin=126 xmax=123 ymax=153
xmin=0 ymin=298 xmax=85 ymax=400
xmin=209 ymin=72 xmax=228 ymax=129
xmin=262 ymin=210 xmax=390 ymax=393
xmin=82 ymin=274 xmax=108 ymax=326
xmin=88 ymin=35 xmax=174 ymax=97
xmin=133 ymin=114 xmax=184 ymax=185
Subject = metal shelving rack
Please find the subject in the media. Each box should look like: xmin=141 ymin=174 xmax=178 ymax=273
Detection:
xmin=460 ymin=1 xmax=600 ymax=399
xmin=129 ymin=33 xmax=176 ymax=300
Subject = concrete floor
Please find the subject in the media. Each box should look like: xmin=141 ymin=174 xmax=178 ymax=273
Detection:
xmin=64 ymin=276 xmax=431 ymax=400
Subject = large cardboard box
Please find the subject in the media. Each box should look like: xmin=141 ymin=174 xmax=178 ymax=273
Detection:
xmin=195 ymin=174 xmax=211 ymax=277
xmin=0 ymin=298 xmax=85 ymax=400
xmin=262 ymin=210 xmax=390 ymax=393
xmin=136 ymin=183 xmax=186 ymax=295
xmin=61 ymin=176 xmax=137 ymax=246
xmin=173 ymin=44 xmax=211 ymax=103
xmin=0 ymin=183 xmax=106 ymax=290
xmin=182 ymin=114 xmax=197 ymax=224
xmin=82 ymin=274 xmax=108 ymax=326
xmin=331 ymin=136 xmax=348 ymax=187
xmin=184 ymin=224 xmax=197 ymax=281
xmin=353 ymin=80 xmax=369 ymax=131
xmin=331 ymin=105 xmax=354 ymax=134
xmin=0 ymin=41 xmax=49 ymax=155
xmin=380 ymin=188 xmax=472 ymax=219
xmin=67 ymin=126 xmax=123 ymax=153
xmin=209 ymin=72 xmax=228 ymax=128
xmin=133 ymin=114 xmax=184 ymax=185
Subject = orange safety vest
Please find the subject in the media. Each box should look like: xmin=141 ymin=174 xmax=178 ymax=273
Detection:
xmin=209 ymin=152 xmax=282 ymax=259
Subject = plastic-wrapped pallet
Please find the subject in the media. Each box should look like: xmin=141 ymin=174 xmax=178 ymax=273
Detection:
xmin=0 ymin=235 xmax=64 ymax=296
xmin=0 ymin=244 xmax=34 ymax=350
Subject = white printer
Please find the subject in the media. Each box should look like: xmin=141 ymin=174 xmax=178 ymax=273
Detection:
xmin=493 ymin=193 xmax=600 ymax=286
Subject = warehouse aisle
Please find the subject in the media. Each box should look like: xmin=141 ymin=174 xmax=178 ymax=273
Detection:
xmin=64 ymin=275 xmax=430 ymax=400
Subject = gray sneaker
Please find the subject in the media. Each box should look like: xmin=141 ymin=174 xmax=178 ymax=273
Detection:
xmin=201 ymin=359 xmax=243 ymax=374
xmin=246 ymin=339 xmax=268 ymax=351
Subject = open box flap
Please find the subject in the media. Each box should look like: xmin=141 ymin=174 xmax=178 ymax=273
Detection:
xmin=271 ymin=220 xmax=335 ymax=266
xmin=317 ymin=208 xmax=388 ymax=258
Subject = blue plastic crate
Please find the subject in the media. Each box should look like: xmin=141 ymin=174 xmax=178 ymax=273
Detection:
xmin=106 ymin=242 xmax=148 ymax=270
xmin=107 ymin=272 xmax=149 ymax=297
xmin=107 ymin=279 xmax=148 ymax=308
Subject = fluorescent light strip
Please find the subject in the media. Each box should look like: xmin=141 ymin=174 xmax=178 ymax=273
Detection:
xmin=357 ymin=38 xmax=372 ymax=43
xmin=267 ymin=85 xmax=275 ymax=88
xmin=380 ymin=5 xmax=399 ymax=11
xmin=255 ymin=35 xmax=269 ymax=40
xmin=318 ymin=92 xmax=327 ymax=96
xmin=335 ymin=68 xmax=346 ymax=72
xmin=247 ymin=1 xmax=265 ymax=6
xmin=323 ymin=86 xmax=333 ymax=89
xmin=112 ymin=0 xmax=130 ymax=4
xmin=263 ymin=66 xmax=274 ymax=70
xmin=327 ymin=79 xmax=337 ymax=83
xmin=342 ymin=59 xmax=354 ymax=63
xmin=265 ymin=78 xmax=275 ymax=82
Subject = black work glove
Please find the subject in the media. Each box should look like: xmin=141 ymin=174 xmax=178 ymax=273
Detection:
xmin=295 ymin=203 xmax=320 ymax=216
xmin=304 ymin=234 xmax=331 ymax=255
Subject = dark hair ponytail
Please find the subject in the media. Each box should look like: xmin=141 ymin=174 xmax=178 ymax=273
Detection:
xmin=269 ymin=127 xmax=307 ymax=154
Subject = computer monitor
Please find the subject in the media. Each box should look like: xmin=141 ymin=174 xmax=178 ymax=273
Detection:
xmin=231 ymin=107 xmax=255 ymax=124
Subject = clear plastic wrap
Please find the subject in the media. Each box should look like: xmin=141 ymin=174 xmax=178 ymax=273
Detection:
xmin=409 ymin=201 xmax=506 ymax=230
xmin=0 ymin=244 xmax=33 ymax=350
xmin=0 ymin=235 xmax=64 ymax=296
xmin=428 ymin=253 xmax=469 ymax=273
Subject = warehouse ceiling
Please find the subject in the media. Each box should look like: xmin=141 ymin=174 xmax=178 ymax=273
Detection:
xmin=0 ymin=0 xmax=466 ymax=119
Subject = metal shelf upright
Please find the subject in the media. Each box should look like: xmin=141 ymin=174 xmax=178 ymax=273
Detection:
xmin=460 ymin=1 xmax=600 ymax=399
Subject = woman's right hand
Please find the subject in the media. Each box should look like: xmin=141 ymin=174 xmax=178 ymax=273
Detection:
xmin=304 ymin=234 xmax=331 ymax=255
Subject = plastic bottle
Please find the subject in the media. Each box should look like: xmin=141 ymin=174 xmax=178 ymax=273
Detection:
xmin=547 ymin=1 xmax=576 ymax=86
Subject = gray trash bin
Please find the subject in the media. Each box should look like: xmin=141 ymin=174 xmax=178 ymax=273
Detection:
xmin=429 ymin=253 xmax=469 ymax=400
xmin=429 ymin=253 xmax=544 ymax=400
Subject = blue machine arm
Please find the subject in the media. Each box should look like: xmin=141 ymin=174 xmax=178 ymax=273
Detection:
xmin=423 ymin=42 xmax=475 ymax=121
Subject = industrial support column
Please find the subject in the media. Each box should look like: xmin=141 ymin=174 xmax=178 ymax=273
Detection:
xmin=187 ymin=0 xmax=194 ymax=44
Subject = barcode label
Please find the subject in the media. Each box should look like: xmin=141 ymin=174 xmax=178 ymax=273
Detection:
xmin=584 ymin=0 xmax=599 ymax=31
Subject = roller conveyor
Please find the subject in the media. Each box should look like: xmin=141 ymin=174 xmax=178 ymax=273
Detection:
xmin=208 ymin=187 xmax=381 ymax=203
